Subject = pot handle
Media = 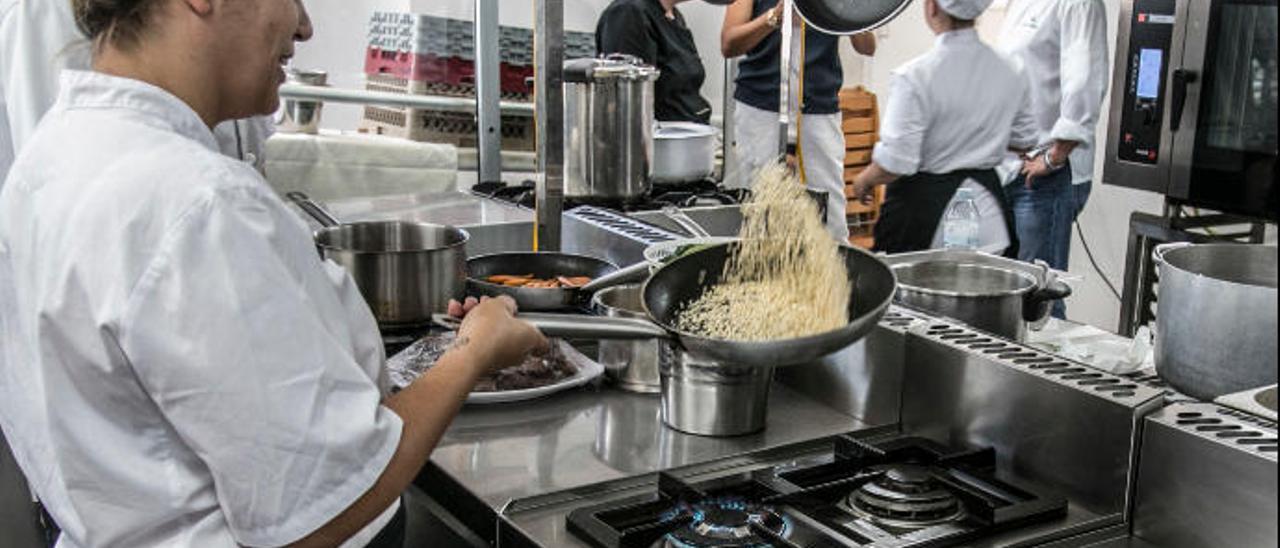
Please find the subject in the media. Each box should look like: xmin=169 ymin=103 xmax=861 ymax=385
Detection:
xmin=661 ymin=205 xmax=713 ymax=238
xmin=1152 ymin=242 xmax=1193 ymax=266
xmin=579 ymin=261 xmax=651 ymax=293
xmin=286 ymin=191 xmax=341 ymax=228
xmin=1022 ymin=279 xmax=1073 ymax=323
xmin=432 ymin=312 xmax=671 ymax=340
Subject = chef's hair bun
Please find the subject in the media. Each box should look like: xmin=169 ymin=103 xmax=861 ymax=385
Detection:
xmin=71 ymin=0 xmax=159 ymax=47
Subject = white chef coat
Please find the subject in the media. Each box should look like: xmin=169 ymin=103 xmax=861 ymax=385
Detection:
xmin=0 ymin=0 xmax=269 ymax=185
xmin=999 ymin=0 xmax=1110 ymax=184
xmin=0 ymin=70 xmax=402 ymax=547
xmin=872 ymin=28 xmax=1038 ymax=253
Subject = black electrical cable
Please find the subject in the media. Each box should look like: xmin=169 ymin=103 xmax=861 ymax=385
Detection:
xmin=1076 ymin=220 xmax=1122 ymax=301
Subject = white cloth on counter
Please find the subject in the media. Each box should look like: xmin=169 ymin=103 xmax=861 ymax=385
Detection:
xmin=0 ymin=70 xmax=401 ymax=548
xmin=872 ymin=28 xmax=1039 ymax=177
xmin=999 ymin=0 xmax=1110 ymax=184
xmin=265 ymin=130 xmax=459 ymax=201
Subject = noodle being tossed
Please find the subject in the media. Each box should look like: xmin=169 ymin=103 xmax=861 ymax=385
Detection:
xmin=676 ymin=163 xmax=852 ymax=341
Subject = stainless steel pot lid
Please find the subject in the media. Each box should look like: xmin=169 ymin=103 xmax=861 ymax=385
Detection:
xmin=892 ymin=261 xmax=1037 ymax=298
xmin=564 ymin=54 xmax=659 ymax=83
xmin=795 ymin=0 xmax=916 ymax=35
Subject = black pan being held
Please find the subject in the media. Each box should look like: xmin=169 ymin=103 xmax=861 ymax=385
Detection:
xmin=512 ymin=242 xmax=896 ymax=368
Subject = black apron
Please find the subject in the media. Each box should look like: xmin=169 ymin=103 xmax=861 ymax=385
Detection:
xmin=872 ymin=169 xmax=1019 ymax=258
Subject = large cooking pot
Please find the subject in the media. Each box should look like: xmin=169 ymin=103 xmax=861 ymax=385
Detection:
xmin=563 ymin=54 xmax=659 ymax=202
xmin=1154 ymin=243 xmax=1278 ymax=400
xmin=891 ymin=259 xmax=1070 ymax=341
xmin=652 ymin=122 xmax=717 ymax=184
xmin=288 ymin=192 xmax=467 ymax=326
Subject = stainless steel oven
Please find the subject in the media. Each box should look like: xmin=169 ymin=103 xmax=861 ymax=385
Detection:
xmin=1103 ymin=0 xmax=1278 ymax=220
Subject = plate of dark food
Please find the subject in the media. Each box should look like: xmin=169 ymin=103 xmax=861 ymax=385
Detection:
xmin=387 ymin=332 xmax=604 ymax=404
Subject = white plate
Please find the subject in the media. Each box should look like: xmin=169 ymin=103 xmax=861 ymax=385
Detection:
xmin=465 ymin=341 xmax=604 ymax=405
xmin=387 ymin=334 xmax=604 ymax=405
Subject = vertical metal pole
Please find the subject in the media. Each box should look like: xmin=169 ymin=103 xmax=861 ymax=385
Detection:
xmin=534 ymin=0 xmax=565 ymax=251
xmin=474 ymin=0 xmax=502 ymax=184
xmin=721 ymin=58 xmax=738 ymax=183
xmin=776 ymin=0 xmax=794 ymax=158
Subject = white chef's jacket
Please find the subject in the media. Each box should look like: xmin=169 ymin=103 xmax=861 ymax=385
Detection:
xmin=0 ymin=71 xmax=402 ymax=547
xmin=873 ymin=28 xmax=1039 ymax=253
xmin=999 ymin=0 xmax=1110 ymax=184
xmin=0 ymin=0 xmax=268 ymax=185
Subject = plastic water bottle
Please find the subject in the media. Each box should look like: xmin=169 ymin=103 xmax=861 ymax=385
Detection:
xmin=942 ymin=187 xmax=980 ymax=250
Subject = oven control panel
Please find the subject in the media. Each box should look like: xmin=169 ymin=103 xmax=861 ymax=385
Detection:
xmin=1116 ymin=0 xmax=1177 ymax=165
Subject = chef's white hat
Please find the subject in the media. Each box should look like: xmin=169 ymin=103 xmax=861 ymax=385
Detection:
xmin=935 ymin=0 xmax=994 ymax=20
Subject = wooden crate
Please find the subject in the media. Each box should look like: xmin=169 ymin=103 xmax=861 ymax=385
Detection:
xmin=839 ymin=86 xmax=882 ymax=249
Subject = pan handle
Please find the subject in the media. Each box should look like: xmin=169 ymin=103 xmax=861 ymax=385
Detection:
xmin=578 ymin=261 xmax=651 ymax=293
xmin=661 ymin=205 xmax=712 ymax=238
xmin=432 ymin=312 xmax=670 ymax=340
xmin=286 ymin=191 xmax=341 ymax=228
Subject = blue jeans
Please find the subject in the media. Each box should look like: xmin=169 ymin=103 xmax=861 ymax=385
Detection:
xmin=1005 ymin=169 xmax=1089 ymax=318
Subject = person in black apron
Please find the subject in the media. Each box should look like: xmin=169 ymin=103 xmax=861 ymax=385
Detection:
xmin=850 ymin=0 xmax=1039 ymax=258
xmin=597 ymin=0 xmax=720 ymax=124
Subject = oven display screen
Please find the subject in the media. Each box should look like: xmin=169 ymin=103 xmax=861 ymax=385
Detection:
xmin=1137 ymin=48 xmax=1163 ymax=99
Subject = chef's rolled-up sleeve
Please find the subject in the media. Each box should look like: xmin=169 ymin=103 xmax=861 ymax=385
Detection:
xmin=117 ymin=184 xmax=402 ymax=547
xmin=872 ymin=72 xmax=928 ymax=176
xmin=1050 ymin=0 xmax=1109 ymax=145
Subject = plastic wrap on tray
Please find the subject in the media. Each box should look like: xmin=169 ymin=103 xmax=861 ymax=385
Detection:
xmin=386 ymin=332 xmax=600 ymax=398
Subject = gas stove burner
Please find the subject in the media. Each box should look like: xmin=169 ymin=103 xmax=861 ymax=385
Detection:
xmin=660 ymin=499 xmax=789 ymax=548
xmin=845 ymin=464 xmax=965 ymax=530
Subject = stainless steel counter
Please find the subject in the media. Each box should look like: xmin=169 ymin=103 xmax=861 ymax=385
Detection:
xmin=417 ymin=384 xmax=871 ymax=542
xmin=318 ymin=191 xmax=536 ymax=257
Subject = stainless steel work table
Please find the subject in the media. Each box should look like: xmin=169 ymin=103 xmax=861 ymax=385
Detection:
xmin=415 ymin=382 xmax=872 ymax=544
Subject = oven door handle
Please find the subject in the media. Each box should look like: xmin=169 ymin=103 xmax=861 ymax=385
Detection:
xmin=1170 ymin=68 xmax=1198 ymax=132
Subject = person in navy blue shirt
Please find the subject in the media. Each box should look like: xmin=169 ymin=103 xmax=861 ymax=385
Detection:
xmin=721 ymin=0 xmax=875 ymax=242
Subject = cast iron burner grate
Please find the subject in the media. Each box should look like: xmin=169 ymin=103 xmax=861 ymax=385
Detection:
xmin=471 ymin=180 xmax=747 ymax=212
xmin=658 ymin=498 xmax=791 ymax=548
xmin=566 ymin=436 xmax=1068 ymax=548
xmin=843 ymin=465 xmax=965 ymax=529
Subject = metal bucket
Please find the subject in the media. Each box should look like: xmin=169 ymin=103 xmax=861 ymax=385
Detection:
xmin=592 ymin=285 xmax=664 ymax=393
xmin=659 ymin=350 xmax=774 ymax=437
xmin=1154 ymin=243 xmax=1278 ymax=399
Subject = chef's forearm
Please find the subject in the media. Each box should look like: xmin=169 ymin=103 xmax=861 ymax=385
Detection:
xmin=1048 ymin=140 xmax=1078 ymax=166
xmin=290 ymin=346 xmax=485 ymax=547
xmin=722 ymin=3 xmax=775 ymax=57
xmin=857 ymin=163 xmax=901 ymax=188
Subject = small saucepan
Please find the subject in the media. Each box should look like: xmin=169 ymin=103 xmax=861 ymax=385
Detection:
xmin=287 ymin=192 xmax=468 ymax=326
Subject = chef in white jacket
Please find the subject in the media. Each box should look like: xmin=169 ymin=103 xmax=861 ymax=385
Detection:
xmin=998 ymin=0 xmax=1109 ymax=316
xmin=850 ymin=0 xmax=1038 ymax=256
xmin=0 ymin=0 xmax=271 ymax=185
xmin=0 ymin=1 xmax=547 ymax=546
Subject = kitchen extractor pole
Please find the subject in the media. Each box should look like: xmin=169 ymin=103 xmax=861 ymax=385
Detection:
xmin=776 ymin=0 xmax=794 ymax=159
xmin=474 ymin=0 xmax=502 ymax=185
xmin=535 ymin=0 xmax=565 ymax=251
xmin=722 ymin=58 xmax=738 ymax=183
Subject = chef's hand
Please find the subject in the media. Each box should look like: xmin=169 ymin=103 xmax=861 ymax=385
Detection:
xmin=447 ymin=296 xmax=549 ymax=374
xmin=851 ymin=178 xmax=876 ymax=205
xmin=1020 ymin=156 xmax=1053 ymax=188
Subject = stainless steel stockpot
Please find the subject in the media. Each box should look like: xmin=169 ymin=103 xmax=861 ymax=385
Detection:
xmin=892 ymin=260 xmax=1067 ymax=342
xmin=1154 ymin=243 xmax=1278 ymax=399
xmin=289 ymin=192 xmax=468 ymax=326
xmin=563 ymin=55 xmax=658 ymax=202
